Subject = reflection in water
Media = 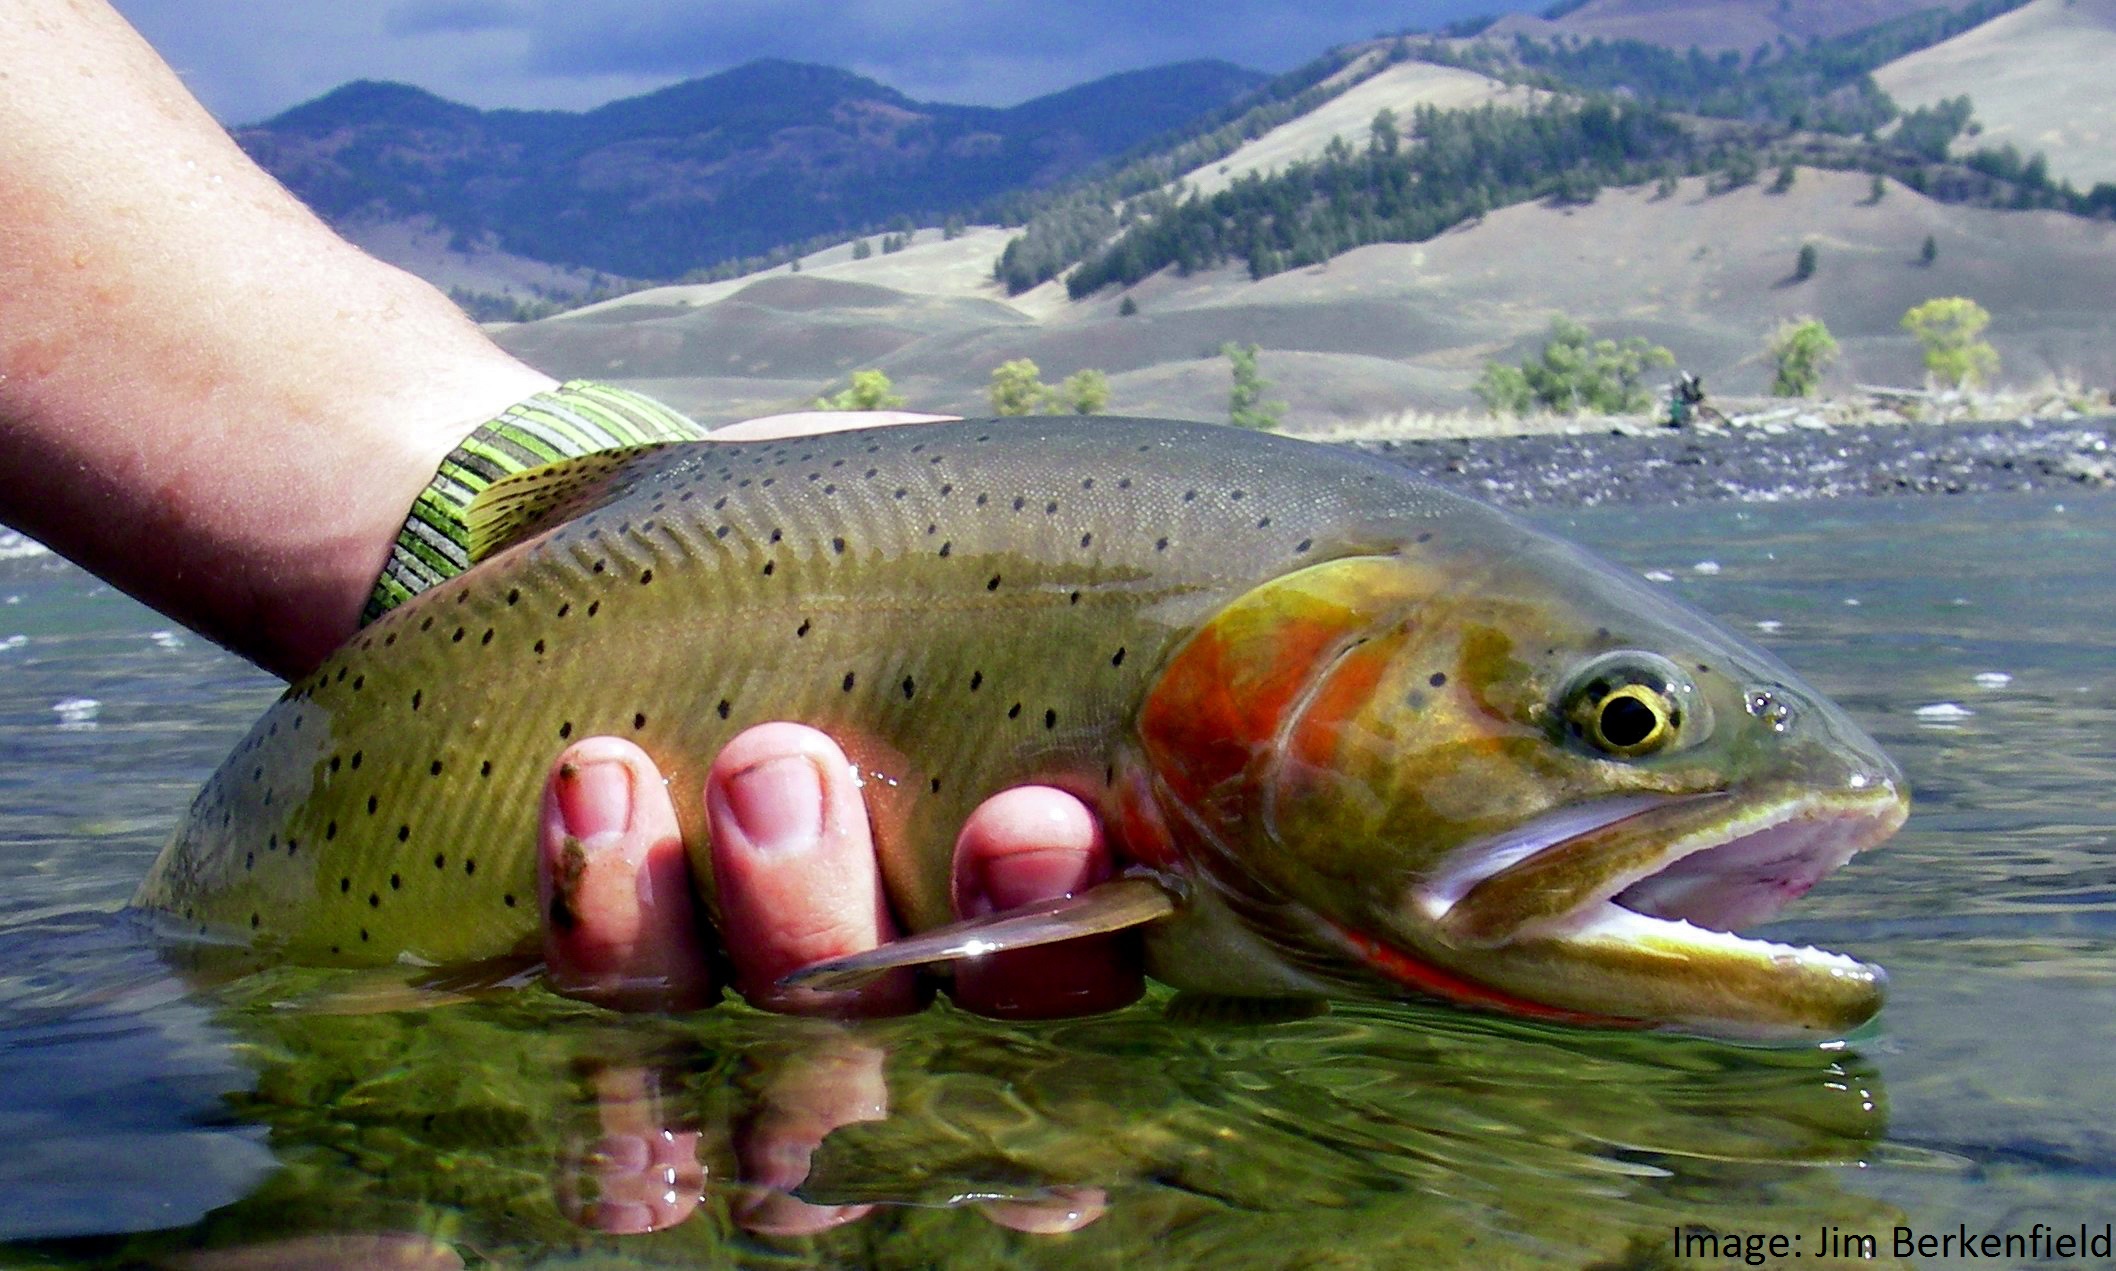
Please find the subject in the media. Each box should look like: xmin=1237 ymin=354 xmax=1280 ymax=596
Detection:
xmin=3 ymin=492 xmax=2114 ymax=1267
xmin=75 ymin=972 xmax=1900 ymax=1269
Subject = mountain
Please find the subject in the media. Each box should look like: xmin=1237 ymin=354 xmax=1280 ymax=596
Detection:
xmin=237 ymin=59 xmax=1267 ymax=282
xmin=1873 ymin=0 xmax=2116 ymax=188
xmin=1486 ymin=0 xmax=1987 ymax=53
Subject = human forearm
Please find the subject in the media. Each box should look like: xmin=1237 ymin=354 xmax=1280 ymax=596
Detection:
xmin=0 ymin=0 xmax=550 ymax=679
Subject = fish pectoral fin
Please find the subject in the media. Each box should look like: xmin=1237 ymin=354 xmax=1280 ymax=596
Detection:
xmin=777 ymin=874 xmax=1181 ymax=992
xmin=464 ymin=444 xmax=682 ymax=563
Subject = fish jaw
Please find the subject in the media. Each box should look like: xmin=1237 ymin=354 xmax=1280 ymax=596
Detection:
xmin=1372 ymin=781 xmax=1910 ymax=1039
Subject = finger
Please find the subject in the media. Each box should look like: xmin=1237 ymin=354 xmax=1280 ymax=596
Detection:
xmin=539 ymin=737 xmax=714 ymax=1011
xmin=976 ymin=1186 xmax=1109 ymax=1234
xmin=733 ymin=1032 xmax=889 ymax=1236
xmin=710 ymin=410 xmax=957 ymax=441
xmin=708 ymin=723 xmax=919 ymax=1015
xmin=950 ymin=787 xmax=1143 ymax=1019
xmin=556 ymin=1066 xmax=705 ymax=1235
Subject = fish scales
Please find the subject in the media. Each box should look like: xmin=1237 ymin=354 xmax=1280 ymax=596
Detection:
xmin=140 ymin=419 xmax=1449 ymax=963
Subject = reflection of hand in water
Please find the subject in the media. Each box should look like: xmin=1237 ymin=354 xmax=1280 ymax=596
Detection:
xmin=525 ymin=712 xmax=1132 ymax=1240
xmin=558 ymin=1035 xmax=1104 ymax=1238
xmin=536 ymin=725 xmax=1141 ymax=1019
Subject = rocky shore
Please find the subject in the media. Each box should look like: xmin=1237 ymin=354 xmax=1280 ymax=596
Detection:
xmin=1354 ymin=414 xmax=2116 ymax=510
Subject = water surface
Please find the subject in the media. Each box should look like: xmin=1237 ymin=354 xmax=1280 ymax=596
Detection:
xmin=1 ymin=492 xmax=2111 ymax=1268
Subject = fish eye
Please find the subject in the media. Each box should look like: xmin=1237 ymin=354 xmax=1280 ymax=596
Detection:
xmin=1558 ymin=652 xmax=1700 ymax=759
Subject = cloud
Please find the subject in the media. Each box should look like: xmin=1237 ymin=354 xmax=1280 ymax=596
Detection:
xmin=384 ymin=0 xmax=532 ymax=38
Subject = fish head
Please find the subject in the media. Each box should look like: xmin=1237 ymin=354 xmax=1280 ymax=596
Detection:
xmin=1136 ymin=523 xmax=1907 ymax=1039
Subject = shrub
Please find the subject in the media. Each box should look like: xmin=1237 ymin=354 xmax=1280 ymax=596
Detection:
xmin=1901 ymin=297 xmax=1998 ymax=387
xmin=1474 ymin=317 xmax=1675 ymax=415
xmin=1768 ymin=318 xmax=1838 ymax=396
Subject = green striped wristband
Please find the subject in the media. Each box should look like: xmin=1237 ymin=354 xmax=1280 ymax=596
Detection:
xmin=363 ymin=380 xmax=707 ymax=623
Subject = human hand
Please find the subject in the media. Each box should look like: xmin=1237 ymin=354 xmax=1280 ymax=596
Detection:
xmin=535 ymin=726 xmax=1145 ymax=1019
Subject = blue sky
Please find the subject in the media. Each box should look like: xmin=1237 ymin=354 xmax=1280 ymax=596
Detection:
xmin=113 ymin=0 xmax=1545 ymax=125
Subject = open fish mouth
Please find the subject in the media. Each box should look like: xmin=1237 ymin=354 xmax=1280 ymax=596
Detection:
xmin=1380 ymin=783 xmax=1910 ymax=1033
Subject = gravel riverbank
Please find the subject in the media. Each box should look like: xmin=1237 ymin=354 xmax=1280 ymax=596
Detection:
xmin=1352 ymin=415 xmax=2116 ymax=510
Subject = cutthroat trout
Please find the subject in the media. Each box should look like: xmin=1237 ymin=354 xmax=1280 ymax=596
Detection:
xmin=139 ymin=418 xmax=1907 ymax=1038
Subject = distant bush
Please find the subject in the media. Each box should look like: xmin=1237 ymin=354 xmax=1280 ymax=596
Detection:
xmin=813 ymin=369 xmax=907 ymax=411
xmin=1902 ymin=297 xmax=1998 ymax=387
xmin=1224 ymin=343 xmax=1284 ymax=431
xmin=987 ymin=359 xmax=1111 ymax=415
xmin=1475 ymin=317 xmax=1675 ymax=415
xmin=1768 ymin=318 xmax=1838 ymax=396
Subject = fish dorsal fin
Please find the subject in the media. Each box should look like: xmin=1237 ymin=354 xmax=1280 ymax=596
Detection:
xmin=778 ymin=874 xmax=1181 ymax=992
xmin=464 ymin=443 xmax=682 ymax=564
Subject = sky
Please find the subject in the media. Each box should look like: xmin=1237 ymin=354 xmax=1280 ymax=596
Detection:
xmin=112 ymin=0 xmax=1549 ymax=126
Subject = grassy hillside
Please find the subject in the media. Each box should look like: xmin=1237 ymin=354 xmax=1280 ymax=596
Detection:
xmin=1487 ymin=0 xmax=1986 ymax=53
xmin=494 ymin=169 xmax=2116 ymax=430
xmin=1874 ymin=0 xmax=2116 ymax=188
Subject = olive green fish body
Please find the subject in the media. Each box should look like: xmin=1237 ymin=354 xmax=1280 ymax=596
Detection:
xmin=140 ymin=419 xmax=1444 ymax=961
xmin=142 ymin=418 xmax=1908 ymax=1037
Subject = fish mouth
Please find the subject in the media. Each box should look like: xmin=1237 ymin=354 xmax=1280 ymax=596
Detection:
xmin=1371 ymin=782 xmax=1910 ymax=1036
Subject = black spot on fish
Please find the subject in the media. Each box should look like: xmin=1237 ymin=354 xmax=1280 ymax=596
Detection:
xmin=287 ymin=838 xmax=299 ymax=857
xmin=504 ymin=893 xmax=517 ymax=908
xmin=842 ymin=672 xmax=857 ymax=692
xmin=1044 ymin=708 xmax=1058 ymax=729
xmin=340 ymin=877 xmax=351 ymax=894
xmin=976 ymin=493 xmax=988 ymax=507
xmin=421 ymin=616 xmax=434 ymax=631
xmin=1082 ymin=477 xmax=1095 ymax=490
xmin=326 ymin=821 xmax=337 ymax=840
xmin=1112 ymin=647 xmax=1126 ymax=667
xmin=1008 ymin=703 xmax=1022 ymax=719
xmin=770 ymin=528 xmax=783 ymax=543
xmin=1013 ymin=496 xmax=1026 ymax=511
xmin=429 ymin=759 xmax=443 ymax=776
xmin=1231 ymin=490 xmax=1246 ymax=501
xmin=411 ymin=689 xmax=422 ymax=711
xmin=987 ymin=574 xmax=1001 ymax=591
xmin=1080 ymin=532 xmax=1093 ymax=548
xmin=384 ymin=634 xmax=395 ymax=647
xmin=557 ymin=603 xmax=571 ymax=618
xmin=930 ymin=777 xmax=942 ymax=794
xmin=901 ymin=676 xmax=915 ymax=700
xmin=1069 ymin=591 xmax=1082 ymax=605
xmin=398 ymin=825 xmax=411 ymax=843
xmin=434 ymin=853 xmax=445 ymax=870
xmin=481 ymin=628 xmax=494 ymax=645
xmin=360 ymin=929 xmax=369 ymax=943
xmin=1118 ymin=478 xmax=1132 ymax=490
xmin=368 ymin=892 xmax=380 ymax=908
xmin=367 ymin=795 xmax=378 ymax=814
xmin=715 ymin=700 xmax=729 ymax=719
xmin=940 ymin=483 xmax=953 ymax=497
xmin=479 ymin=760 xmax=492 ymax=778
xmin=1418 ymin=531 xmax=1434 ymax=543
xmin=587 ymin=601 xmax=600 ymax=617
xmin=1257 ymin=517 xmax=1271 ymax=529
xmin=1184 ymin=489 xmax=1197 ymax=502
xmin=639 ymin=569 xmax=654 ymax=585
xmin=351 ymin=674 xmax=364 ymax=691
xmin=939 ymin=542 xmax=951 ymax=558
xmin=244 ymin=852 xmax=253 ymax=871
xmin=390 ymin=873 xmax=401 ymax=891
xmin=1430 ymin=672 xmax=1448 ymax=687
xmin=970 ymin=670 xmax=983 ymax=692
xmin=507 ymin=588 xmax=520 ymax=605
xmin=592 ymin=561 xmax=606 ymax=575
xmin=534 ymin=638 xmax=546 ymax=654
xmin=559 ymin=721 xmax=573 ymax=739
xmin=796 ymin=619 xmax=811 ymax=638
xmin=1296 ymin=539 xmax=1313 ymax=554
xmin=824 ymin=484 xmax=837 ymax=495
xmin=1155 ymin=537 xmax=1168 ymax=552
xmin=866 ymin=468 xmax=878 ymax=479
xmin=763 ymin=560 xmax=775 ymax=576
xmin=452 ymin=628 xmax=465 ymax=643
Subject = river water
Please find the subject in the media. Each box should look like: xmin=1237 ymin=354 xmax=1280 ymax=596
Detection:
xmin=1 ymin=490 xmax=2111 ymax=1268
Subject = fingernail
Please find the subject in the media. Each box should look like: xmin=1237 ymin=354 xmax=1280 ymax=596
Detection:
xmin=726 ymin=756 xmax=822 ymax=855
xmin=558 ymin=759 xmax=633 ymax=839
xmin=964 ymin=848 xmax=1088 ymax=918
